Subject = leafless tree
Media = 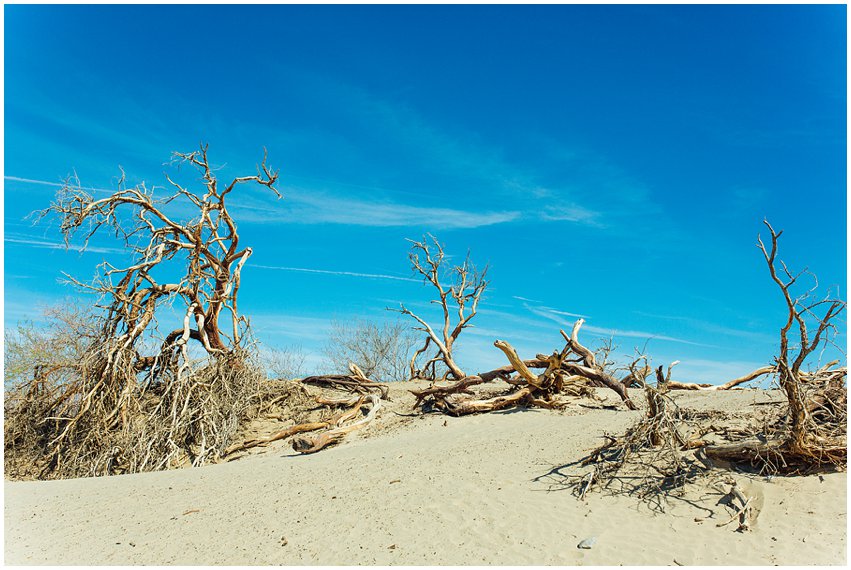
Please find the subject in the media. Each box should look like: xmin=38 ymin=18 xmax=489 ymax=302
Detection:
xmin=392 ymin=234 xmax=488 ymax=381
xmin=263 ymin=345 xmax=308 ymax=380
xmin=4 ymin=145 xmax=285 ymax=479
xmin=705 ymin=220 xmax=846 ymax=471
xmin=322 ymin=319 xmax=417 ymax=382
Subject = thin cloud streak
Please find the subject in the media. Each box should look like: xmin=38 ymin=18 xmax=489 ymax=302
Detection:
xmin=4 ymin=235 xmax=127 ymax=255
xmin=546 ymin=307 xmax=589 ymax=319
xmin=251 ymin=264 xmax=420 ymax=283
xmin=5 ymin=176 xmax=64 ymax=188
xmin=280 ymin=190 xmax=521 ymax=229
xmin=631 ymin=310 xmax=775 ymax=343
xmin=5 ymin=175 xmax=114 ymax=195
xmin=523 ymin=304 xmax=712 ymax=347
xmin=5 ymin=175 xmax=595 ymax=231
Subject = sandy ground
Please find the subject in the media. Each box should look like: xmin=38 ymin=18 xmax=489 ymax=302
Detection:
xmin=4 ymin=384 xmax=847 ymax=565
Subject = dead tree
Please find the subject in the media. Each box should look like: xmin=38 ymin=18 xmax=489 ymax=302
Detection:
xmin=410 ymin=319 xmax=643 ymax=413
xmin=704 ymin=221 xmax=846 ymax=472
xmin=413 ymin=339 xmax=576 ymax=415
xmin=392 ymin=235 xmax=487 ymax=381
xmin=4 ymin=145 xmax=283 ymax=478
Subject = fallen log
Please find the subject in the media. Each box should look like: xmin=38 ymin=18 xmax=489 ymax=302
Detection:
xmin=222 ymin=396 xmax=367 ymax=456
xmin=222 ymin=421 xmax=332 ymax=456
xmin=409 ymin=375 xmax=486 ymax=408
xmin=442 ymin=386 xmax=536 ymax=415
xmin=666 ymin=366 xmax=775 ymax=391
xmin=315 ymin=394 xmax=363 ymax=407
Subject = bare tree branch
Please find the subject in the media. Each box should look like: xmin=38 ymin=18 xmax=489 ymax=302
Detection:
xmin=391 ymin=235 xmax=488 ymax=381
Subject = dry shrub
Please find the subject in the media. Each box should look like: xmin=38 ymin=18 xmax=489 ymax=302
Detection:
xmin=322 ymin=319 xmax=416 ymax=382
xmin=4 ymin=145 xmax=295 ymax=480
xmin=3 ymin=306 xmax=275 ymax=480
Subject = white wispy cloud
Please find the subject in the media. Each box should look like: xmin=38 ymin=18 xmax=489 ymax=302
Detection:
xmin=285 ymin=190 xmax=521 ymax=229
xmin=8 ymin=174 xmax=522 ymax=231
xmin=540 ymin=203 xmax=602 ymax=226
xmin=522 ymin=303 xmax=588 ymax=325
xmin=247 ymin=313 xmax=333 ymax=343
xmin=5 ymin=175 xmax=114 ymax=195
xmin=512 ymin=295 xmax=541 ymax=303
xmin=522 ymin=303 xmax=710 ymax=347
xmin=4 ymin=235 xmax=127 ymax=255
xmin=581 ymin=323 xmax=710 ymax=347
xmin=632 ymin=310 xmax=775 ymax=344
xmin=5 ymin=175 xmax=64 ymax=188
xmin=273 ymin=73 xmax=614 ymax=228
xmin=250 ymin=264 xmax=420 ymax=283
xmin=545 ymin=307 xmax=589 ymax=319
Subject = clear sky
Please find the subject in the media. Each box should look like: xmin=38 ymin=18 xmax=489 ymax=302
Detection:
xmin=4 ymin=4 xmax=847 ymax=383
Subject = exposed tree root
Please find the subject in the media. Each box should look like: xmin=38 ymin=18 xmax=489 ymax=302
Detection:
xmin=292 ymin=394 xmax=382 ymax=454
xmin=301 ymin=375 xmax=388 ymax=399
xmin=223 ymin=421 xmax=335 ymax=456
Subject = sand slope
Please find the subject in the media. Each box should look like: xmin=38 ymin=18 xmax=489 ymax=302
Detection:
xmin=4 ymin=386 xmax=847 ymax=565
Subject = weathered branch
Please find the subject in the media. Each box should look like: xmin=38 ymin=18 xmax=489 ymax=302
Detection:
xmin=560 ymin=321 xmax=638 ymax=410
xmin=292 ymin=394 xmax=381 ymax=454
xmin=393 ymin=235 xmax=488 ymax=381
xmin=666 ymin=366 xmax=776 ymax=391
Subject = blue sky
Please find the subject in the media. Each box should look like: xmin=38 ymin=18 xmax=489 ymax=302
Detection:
xmin=4 ymin=4 xmax=847 ymax=383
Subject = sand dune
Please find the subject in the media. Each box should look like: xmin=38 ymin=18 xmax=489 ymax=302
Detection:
xmin=4 ymin=385 xmax=846 ymax=565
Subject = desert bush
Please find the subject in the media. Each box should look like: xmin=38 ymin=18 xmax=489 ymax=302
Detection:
xmin=263 ymin=345 xmax=308 ymax=379
xmin=4 ymin=145 xmax=285 ymax=479
xmin=322 ymin=319 xmax=417 ymax=382
xmin=4 ymin=303 xmax=267 ymax=479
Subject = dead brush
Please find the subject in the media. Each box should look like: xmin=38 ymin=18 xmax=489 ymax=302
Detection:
xmin=4 ymin=324 xmax=271 ymax=479
xmin=566 ymin=362 xmax=711 ymax=511
xmin=4 ymin=145 xmax=290 ymax=480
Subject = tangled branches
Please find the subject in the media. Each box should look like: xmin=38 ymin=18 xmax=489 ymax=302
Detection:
xmin=393 ymin=234 xmax=488 ymax=381
xmin=565 ymin=363 xmax=709 ymax=511
xmin=704 ymin=221 xmax=846 ymax=472
xmin=4 ymin=145 xmax=282 ymax=479
xmin=223 ymin=363 xmax=386 ymax=456
xmin=410 ymin=319 xmax=642 ymax=414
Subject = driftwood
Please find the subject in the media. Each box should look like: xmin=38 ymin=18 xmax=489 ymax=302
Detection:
xmin=417 ymin=335 xmax=606 ymax=415
xmin=560 ymin=320 xmax=638 ymax=409
xmin=666 ymin=366 xmax=776 ymax=391
xmin=223 ymin=421 xmax=333 ymax=456
xmin=409 ymin=318 xmax=645 ymax=414
xmin=292 ymin=394 xmax=382 ymax=453
xmin=409 ymin=375 xmax=487 ymax=408
xmin=715 ymin=481 xmax=756 ymax=532
xmin=300 ymin=363 xmax=389 ymax=399
xmin=314 ymin=394 xmax=362 ymax=407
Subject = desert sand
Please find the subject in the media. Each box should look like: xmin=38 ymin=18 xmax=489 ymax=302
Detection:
xmin=4 ymin=384 xmax=847 ymax=565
